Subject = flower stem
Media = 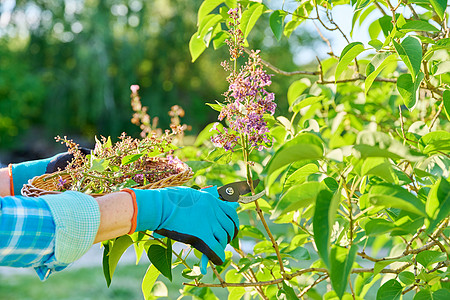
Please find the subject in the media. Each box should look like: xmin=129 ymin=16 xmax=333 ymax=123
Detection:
xmin=242 ymin=135 xmax=286 ymax=277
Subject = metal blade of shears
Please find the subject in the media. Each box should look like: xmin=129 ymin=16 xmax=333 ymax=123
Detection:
xmin=218 ymin=179 xmax=264 ymax=203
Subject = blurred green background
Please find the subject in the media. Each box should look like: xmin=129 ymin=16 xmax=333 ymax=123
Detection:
xmin=0 ymin=0 xmax=318 ymax=163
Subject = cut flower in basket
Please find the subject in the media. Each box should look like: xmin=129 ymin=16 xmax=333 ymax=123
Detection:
xmin=22 ymin=133 xmax=193 ymax=197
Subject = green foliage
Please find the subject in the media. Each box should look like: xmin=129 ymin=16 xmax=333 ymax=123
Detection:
xmin=181 ymin=0 xmax=450 ymax=299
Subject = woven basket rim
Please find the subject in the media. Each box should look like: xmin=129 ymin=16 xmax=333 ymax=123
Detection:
xmin=21 ymin=157 xmax=193 ymax=197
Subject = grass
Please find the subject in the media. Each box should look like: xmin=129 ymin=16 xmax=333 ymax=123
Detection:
xmin=0 ymin=260 xmax=231 ymax=300
xmin=0 ymin=264 xmax=149 ymax=300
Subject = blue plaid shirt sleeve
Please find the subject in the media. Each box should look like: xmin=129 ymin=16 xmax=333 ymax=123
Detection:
xmin=0 ymin=195 xmax=69 ymax=280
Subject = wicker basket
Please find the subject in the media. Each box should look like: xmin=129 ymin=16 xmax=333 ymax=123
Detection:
xmin=21 ymin=157 xmax=194 ymax=198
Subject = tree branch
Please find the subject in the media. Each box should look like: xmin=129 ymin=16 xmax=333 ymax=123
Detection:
xmin=298 ymin=274 xmax=329 ymax=298
xmin=184 ymin=264 xmax=417 ymax=288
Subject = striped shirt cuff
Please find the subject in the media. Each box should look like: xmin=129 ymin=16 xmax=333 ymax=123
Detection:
xmin=41 ymin=191 xmax=100 ymax=264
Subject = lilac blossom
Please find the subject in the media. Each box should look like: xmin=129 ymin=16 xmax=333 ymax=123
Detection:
xmin=57 ymin=176 xmax=68 ymax=190
xmin=134 ymin=174 xmax=145 ymax=183
xmin=212 ymin=42 xmax=276 ymax=152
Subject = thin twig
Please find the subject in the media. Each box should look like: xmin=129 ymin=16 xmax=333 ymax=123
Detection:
xmin=298 ymin=274 xmax=329 ymax=298
xmin=427 ymin=233 xmax=449 ymax=259
xmin=427 ymin=261 xmax=448 ymax=274
xmin=406 ymin=3 xmax=420 ymax=20
xmin=210 ymin=262 xmax=226 ymax=287
xmin=232 ymin=247 xmax=268 ymax=299
xmin=402 ymin=284 xmax=417 ymax=295
xmin=313 ymin=21 xmax=336 ymax=57
xmin=349 ymin=277 xmax=356 ymax=300
xmin=184 ymin=264 xmax=416 ymax=288
xmin=374 ymin=1 xmax=388 ymax=16
xmin=399 ymin=105 xmax=406 ymax=140
xmin=405 ymin=226 xmax=426 ymax=253
xmin=243 ymin=48 xmax=319 ymax=76
xmin=429 ymin=101 xmax=444 ymax=131
xmin=318 ymin=75 xmax=397 ymax=84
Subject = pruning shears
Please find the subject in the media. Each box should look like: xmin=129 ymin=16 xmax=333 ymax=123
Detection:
xmin=216 ymin=179 xmax=265 ymax=204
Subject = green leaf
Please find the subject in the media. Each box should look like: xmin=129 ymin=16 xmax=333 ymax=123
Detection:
xmin=213 ymin=30 xmax=230 ymax=49
xmin=189 ymin=32 xmax=207 ymax=62
xmin=397 ymin=72 xmax=425 ymax=110
xmin=374 ymin=255 xmax=413 ymax=275
xmin=368 ymin=39 xmax=383 ymax=50
xmin=414 ymin=290 xmax=432 ymax=300
xmin=443 ymin=90 xmax=450 ymax=121
xmin=287 ymin=79 xmax=309 ymax=106
xmin=228 ymin=287 xmax=246 ymax=300
xmin=369 ymin=19 xmax=382 ymax=40
xmin=239 ymin=2 xmax=265 ymax=39
xmin=281 ymin=281 xmax=298 ymax=300
xmin=393 ymin=36 xmax=422 ymax=78
xmin=379 ymin=15 xmax=394 ymax=37
xmin=419 ymin=131 xmax=450 ymax=153
xmin=283 ymin=20 xmax=301 ymax=38
xmin=90 ymin=158 xmax=110 ymax=172
xmin=355 ymin=273 xmax=381 ymax=298
xmin=400 ymin=20 xmax=440 ymax=32
xmin=194 ymin=122 xmax=224 ymax=146
xmin=182 ymin=266 xmax=203 ymax=280
xmin=291 ymin=95 xmax=325 ymax=112
xmin=361 ymin=157 xmax=397 ymax=183
xmin=330 ymin=245 xmax=358 ymax=299
xmin=104 ymin=136 xmax=112 ymax=148
xmin=433 ymin=61 xmax=450 ymax=76
xmin=365 ymin=53 xmax=397 ymax=94
xmin=398 ymin=271 xmax=415 ymax=285
xmin=198 ymin=14 xmax=223 ymax=38
xmin=429 ymin=0 xmax=447 ymax=20
xmin=197 ymin=0 xmax=224 ymax=25
xmin=269 ymin=10 xmax=286 ymax=41
xmin=207 ymin=147 xmax=232 ymax=164
xmin=272 ymin=181 xmax=324 ymax=219
xmin=432 ymin=289 xmax=450 ymax=300
xmin=186 ymin=161 xmax=213 ymax=173
xmin=285 ymin=246 xmax=311 ymax=261
xmin=376 ymin=279 xmax=402 ymax=300
xmin=205 ymin=101 xmax=223 ymax=112
xmin=108 ymin=236 xmax=133 ymax=283
xmin=102 ymin=241 xmax=112 ymax=287
xmin=147 ymin=242 xmax=172 ymax=281
xmin=313 ymin=188 xmax=341 ymax=269
xmin=365 ymin=218 xmax=395 ymax=235
xmin=142 ymin=264 xmax=160 ymax=300
xmin=355 ymin=0 xmax=373 ymax=11
xmin=122 ymin=153 xmax=144 ymax=165
xmin=416 ymin=250 xmax=447 ymax=268
xmin=238 ymin=225 xmax=266 ymax=240
xmin=368 ymin=183 xmax=426 ymax=216
xmin=265 ymin=133 xmax=324 ymax=175
xmin=335 ymin=42 xmax=366 ymax=81
xmin=354 ymin=131 xmax=424 ymax=161
xmin=426 ymin=178 xmax=450 ymax=233
xmin=284 ymin=163 xmax=319 ymax=190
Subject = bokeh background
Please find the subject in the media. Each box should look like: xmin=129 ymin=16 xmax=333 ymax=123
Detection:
xmin=0 ymin=0 xmax=324 ymax=164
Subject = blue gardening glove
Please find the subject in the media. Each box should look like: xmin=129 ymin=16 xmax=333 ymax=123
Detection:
xmin=124 ymin=186 xmax=239 ymax=273
xmin=9 ymin=149 xmax=90 ymax=196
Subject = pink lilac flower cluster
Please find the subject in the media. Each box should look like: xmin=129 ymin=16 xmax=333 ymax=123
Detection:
xmin=211 ymin=8 xmax=276 ymax=152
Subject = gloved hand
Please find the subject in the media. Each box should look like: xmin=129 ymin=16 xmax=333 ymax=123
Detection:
xmin=9 ymin=148 xmax=90 ymax=195
xmin=123 ymin=186 xmax=239 ymax=274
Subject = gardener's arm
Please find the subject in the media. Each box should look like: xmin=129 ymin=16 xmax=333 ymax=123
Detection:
xmin=1 ymin=187 xmax=238 ymax=279
xmin=0 ymin=168 xmax=10 ymax=196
